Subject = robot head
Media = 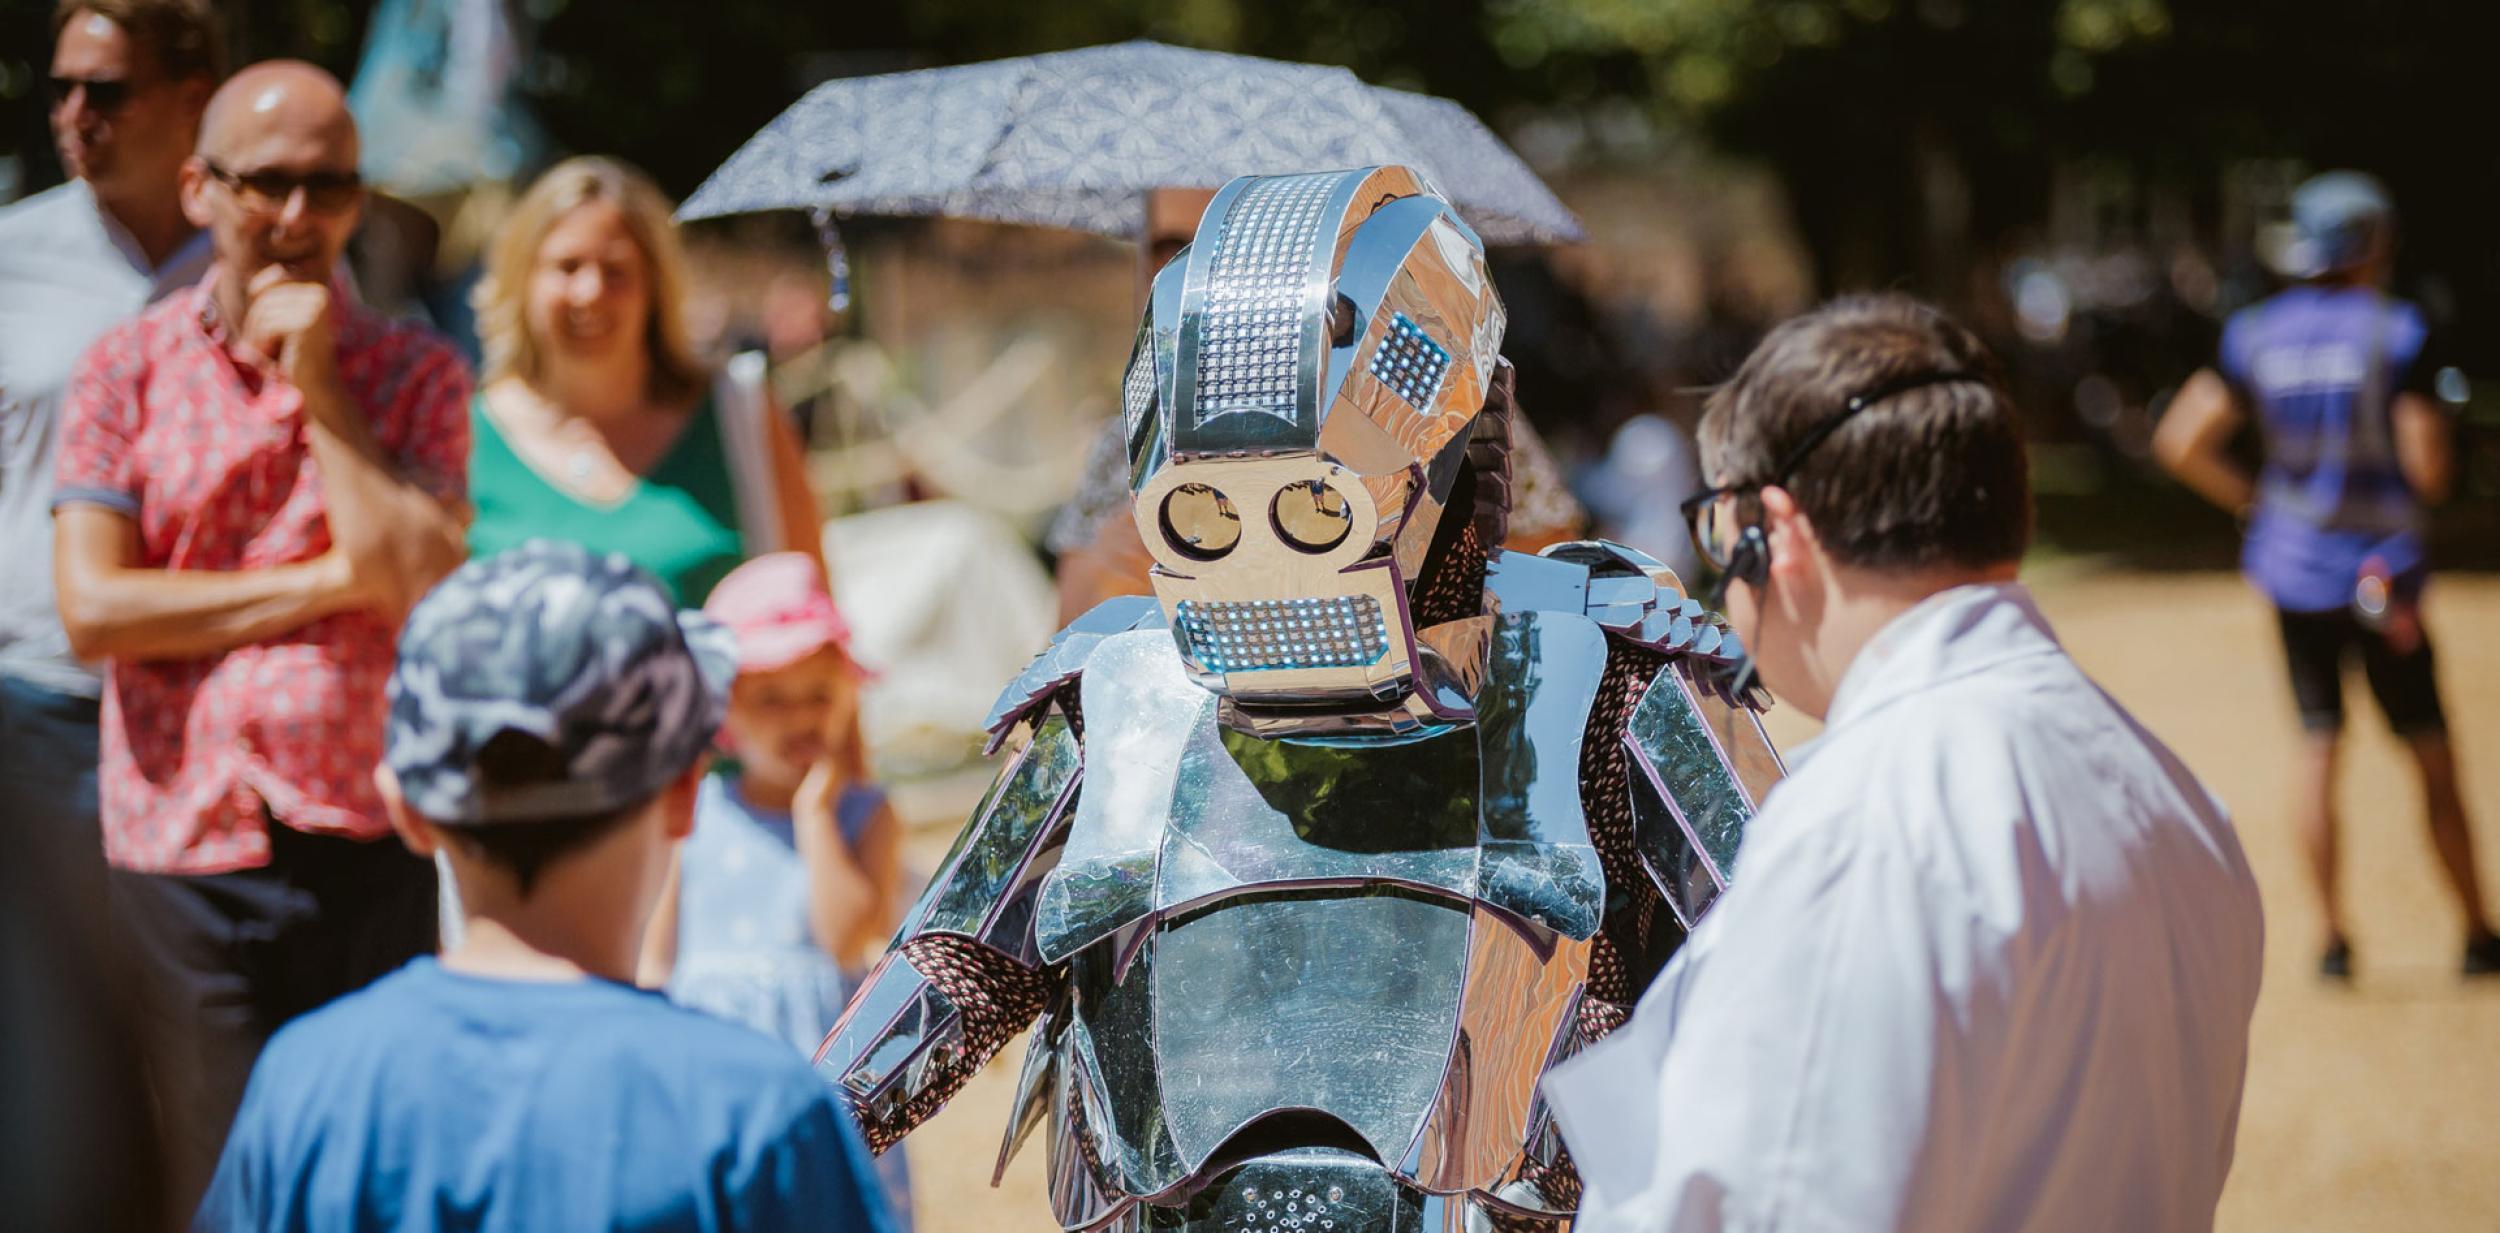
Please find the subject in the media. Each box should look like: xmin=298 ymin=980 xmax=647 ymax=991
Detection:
xmin=1117 ymin=167 xmax=1508 ymax=716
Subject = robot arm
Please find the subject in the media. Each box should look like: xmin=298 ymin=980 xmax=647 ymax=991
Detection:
xmin=817 ymin=598 xmax=1158 ymax=1151
xmin=1536 ymin=540 xmax=1778 ymax=929
xmin=815 ymin=709 xmax=1082 ymax=1151
xmin=1516 ymin=540 xmax=1781 ymax=1034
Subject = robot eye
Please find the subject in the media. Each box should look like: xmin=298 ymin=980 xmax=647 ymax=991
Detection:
xmin=1271 ymin=480 xmax=1353 ymax=553
xmin=1160 ymin=483 xmax=1242 ymax=560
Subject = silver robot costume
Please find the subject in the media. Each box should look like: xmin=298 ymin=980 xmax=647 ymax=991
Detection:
xmin=817 ymin=167 xmax=1785 ymax=1231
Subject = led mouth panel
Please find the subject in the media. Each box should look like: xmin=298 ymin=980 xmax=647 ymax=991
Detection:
xmin=1177 ymin=596 xmax=1390 ymax=673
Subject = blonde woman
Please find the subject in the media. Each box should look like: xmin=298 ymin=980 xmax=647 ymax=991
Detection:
xmin=468 ymin=156 xmax=819 ymax=605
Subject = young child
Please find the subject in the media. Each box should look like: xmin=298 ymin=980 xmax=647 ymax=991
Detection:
xmin=191 ymin=542 xmax=892 ymax=1233
xmin=642 ymin=551 xmax=912 ymax=1228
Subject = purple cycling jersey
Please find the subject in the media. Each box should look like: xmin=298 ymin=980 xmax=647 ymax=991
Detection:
xmin=2219 ymin=285 xmax=2445 ymax=612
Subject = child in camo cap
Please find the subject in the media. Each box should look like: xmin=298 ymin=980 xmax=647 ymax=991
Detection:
xmin=193 ymin=540 xmax=892 ymax=1233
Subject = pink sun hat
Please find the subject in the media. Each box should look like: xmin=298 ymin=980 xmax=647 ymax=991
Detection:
xmin=702 ymin=552 xmax=855 ymax=675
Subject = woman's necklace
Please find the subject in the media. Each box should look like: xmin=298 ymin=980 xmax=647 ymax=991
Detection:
xmin=514 ymin=384 xmax=628 ymax=499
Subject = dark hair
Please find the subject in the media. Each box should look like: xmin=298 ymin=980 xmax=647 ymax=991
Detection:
xmin=51 ymin=0 xmax=225 ymax=83
xmin=1697 ymin=293 xmax=2031 ymax=572
xmin=432 ymin=730 xmax=646 ymax=898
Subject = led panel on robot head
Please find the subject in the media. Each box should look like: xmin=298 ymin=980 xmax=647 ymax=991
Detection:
xmin=1116 ymin=166 xmax=1508 ymax=710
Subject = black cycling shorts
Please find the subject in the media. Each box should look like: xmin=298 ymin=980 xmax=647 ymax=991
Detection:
xmin=2274 ymin=606 xmax=2448 ymax=737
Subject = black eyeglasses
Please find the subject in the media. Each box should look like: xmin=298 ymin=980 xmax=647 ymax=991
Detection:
xmin=1680 ymin=369 xmax=1985 ymax=572
xmin=50 ymin=74 xmax=139 ymax=114
xmin=202 ymin=160 xmax=365 ymax=215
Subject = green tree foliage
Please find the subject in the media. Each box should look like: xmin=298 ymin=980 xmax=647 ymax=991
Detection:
xmin=3 ymin=0 xmax=2489 ymax=358
xmin=1485 ymin=0 xmax=2494 ymax=356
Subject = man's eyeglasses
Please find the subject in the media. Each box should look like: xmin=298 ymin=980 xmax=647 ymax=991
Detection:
xmin=201 ymin=161 xmax=365 ymax=215
xmin=1680 ymin=369 xmax=1985 ymax=573
xmin=50 ymin=75 xmax=139 ymax=114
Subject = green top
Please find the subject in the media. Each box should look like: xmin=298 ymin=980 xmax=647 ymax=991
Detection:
xmin=466 ymin=394 xmax=746 ymax=607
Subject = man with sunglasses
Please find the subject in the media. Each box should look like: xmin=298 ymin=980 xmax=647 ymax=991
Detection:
xmin=50 ymin=59 xmax=472 ymax=1215
xmin=1546 ymin=295 xmax=2264 ymax=1232
xmin=0 ymin=1 xmax=219 ymax=907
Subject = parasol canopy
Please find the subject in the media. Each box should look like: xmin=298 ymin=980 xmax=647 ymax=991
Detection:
xmin=679 ymin=40 xmax=1583 ymax=246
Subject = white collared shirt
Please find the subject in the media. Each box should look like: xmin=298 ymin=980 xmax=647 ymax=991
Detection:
xmin=0 ymin=179 xmax=210 ymax=695
xmin=1548 ymin=582 xmax=2264 ymax=1233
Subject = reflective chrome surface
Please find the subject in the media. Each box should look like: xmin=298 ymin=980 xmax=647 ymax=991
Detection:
xmin=984 ymin=595 xmax=1165 ymax=748
xmin=996 ymin=1004 xmax=1062 ymax=1184
xmin=1175 ymin=172 xmax=1340 ymax=451
xmin=1136 ymin=455 xmax=1421 ymax=711
xmin=1182 ymin=1148 xmax=1420 ymax=1231
xmin=1085 ymin=1147 xmax=1571 ymax=1231
xmin=1160 ymin=483 xmax=1244 ymax=559
xmin=911 ymin=714 xmax=1083 ymax=949
xmin=817 ymin=950 xmax=975 ymax=1131
xmin=1273 ymin=478 xmax=1356 ymax=551
xmin=1064 ymin=932 xmax=1192 ymax=1198
xmin=1470 ymin=613 xmax=1607 ymax=939
xmin=1624 ymin=740 xmax=1722 ymax=928
xmin=1625 ymin=661 xmax=1785 ymax=884
xmin=1038 ymin=631 xmax=1210 ymax=960
xmin=1037 ymin=615 xmax=1608 ymax=960
xmin=1406 ymin=906 xmax=1589 ymax=1195
xmin=1155 ymin=892 xmax=1469 ymax=1173
xmin=1484 ymin=547 xmax=1589 ymax=617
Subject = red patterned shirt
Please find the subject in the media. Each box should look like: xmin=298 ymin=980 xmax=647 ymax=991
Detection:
xmin=52 ymin=276 xmax=471 ymax=874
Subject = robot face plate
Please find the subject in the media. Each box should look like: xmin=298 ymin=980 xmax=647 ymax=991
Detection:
xmin=1121 ymin=166 xmax=1508 ymax=710
xmin=1133 ymin=454 xmax=1414 ymax=704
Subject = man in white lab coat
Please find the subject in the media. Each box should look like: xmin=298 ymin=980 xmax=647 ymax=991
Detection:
xmin=1547 ymin=294 xmax=2265 ymax=1233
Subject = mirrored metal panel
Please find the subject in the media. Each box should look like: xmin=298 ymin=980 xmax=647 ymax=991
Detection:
xmin=915 ymin=714 xmax=1083 ymax=940
xmin=1470 ymin=612 xmax=1607 ymax=938
xmin=984 ymin=596 xmax=1164 ymax=747
xmin=1623 ymin=743 xmax=1722 ymax=927
xmin=1627 ymin=662 xmax=1763 ymax=881
xmin=1177 ymin=1148 xmax=1421 ymax=1231
xmin=818 ymin=950 xmax=938 ymax=1098
xmin=1066 ymin=935 xmax=1193 ymax=1199
xmin=995 ymin=1005 xmax=1063 ymax=1184
xmin=1152 ymin=892 xmax=1471 ymax=1173
xmin=1037 ymin=631 xmax=1214 ymax=960
xmin=1174 ymin=172 xmax=1341 ymax=452
xmin=1406 ymin=906 xmax=1589 ymax=1194
xmin=1484 ymin=549 xmax=1589 ymax=617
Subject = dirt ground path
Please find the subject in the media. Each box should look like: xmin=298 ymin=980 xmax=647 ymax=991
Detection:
xmin=894 ymin=568 xmax=2500 ymax=1232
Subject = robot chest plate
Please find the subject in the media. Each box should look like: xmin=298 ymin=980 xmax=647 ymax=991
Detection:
xmin=1032 ymin=611 xmax=1611 ymax=964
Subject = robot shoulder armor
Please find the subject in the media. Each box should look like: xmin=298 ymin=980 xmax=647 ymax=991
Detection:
xmin=1493 ymin=540 xmax=1749 ymax=669
xmin=982 ymin=595 xmax=1166 ymax=750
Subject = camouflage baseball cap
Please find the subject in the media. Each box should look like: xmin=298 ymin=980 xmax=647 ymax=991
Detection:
xmin=385 ymin=540 xmax=738 ymax=825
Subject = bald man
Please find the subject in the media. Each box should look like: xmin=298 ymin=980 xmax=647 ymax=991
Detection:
xmin=49 ymin=60 xmax=472 ymax=1209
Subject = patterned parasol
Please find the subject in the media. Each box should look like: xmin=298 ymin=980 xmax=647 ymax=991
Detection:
xmin=679 ymin=40 xmax=1583 ymax=246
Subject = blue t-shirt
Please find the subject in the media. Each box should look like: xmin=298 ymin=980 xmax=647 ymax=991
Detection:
xmin=2218 ymin=285 xmax=2446 ymax=611
xmin=193 ymin=958 xmax=893 ymax=1233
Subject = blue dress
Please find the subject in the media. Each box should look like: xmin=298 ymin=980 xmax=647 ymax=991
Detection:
xmin=672 ymin=771 xmax=914 ymax=1231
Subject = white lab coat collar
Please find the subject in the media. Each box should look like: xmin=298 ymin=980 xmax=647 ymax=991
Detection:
xmin=1823 ymin=581 xmax=2061 ymax=732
